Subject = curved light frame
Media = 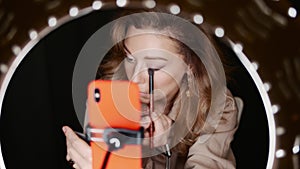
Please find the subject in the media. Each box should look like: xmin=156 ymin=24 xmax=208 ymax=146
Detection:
xmin=228 ymin=40 xmax=276 ymax=169
xmin=0 ymin=1 xmax=276 ymax=168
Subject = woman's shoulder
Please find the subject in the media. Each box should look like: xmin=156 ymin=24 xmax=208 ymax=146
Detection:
xmin=216 ymin=89 xmax=239 ymax=132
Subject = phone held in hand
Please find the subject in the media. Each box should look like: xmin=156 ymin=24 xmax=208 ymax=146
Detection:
xmin=85 ymin=80 xmax=144 ymax=169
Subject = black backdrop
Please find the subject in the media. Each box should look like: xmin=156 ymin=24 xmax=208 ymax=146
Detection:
xmin=0 ymin=9 xmax=269 ymax=169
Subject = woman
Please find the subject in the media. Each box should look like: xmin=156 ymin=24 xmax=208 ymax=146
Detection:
xmin=63 ymin=10 xmax=239 ymax=169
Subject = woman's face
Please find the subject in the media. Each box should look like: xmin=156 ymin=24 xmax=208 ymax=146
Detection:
xmin=124 ymin=27 xmax=188 ymax=111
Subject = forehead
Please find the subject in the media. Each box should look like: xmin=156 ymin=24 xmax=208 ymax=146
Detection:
xmin=124 ymin=26 xmax=179 ymax=54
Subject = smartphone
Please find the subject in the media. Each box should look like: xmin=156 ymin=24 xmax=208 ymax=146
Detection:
xmin=86 ymin=80 xmax=143 ymax=169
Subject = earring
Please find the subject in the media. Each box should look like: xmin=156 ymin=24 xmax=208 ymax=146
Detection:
xmin=186 ymin=88 xmax=191 ymax=97
xmin=186 ymin=67 xmax=193 ymax=97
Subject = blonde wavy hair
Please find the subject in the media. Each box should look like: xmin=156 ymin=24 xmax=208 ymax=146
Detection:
xmin=97 ymin=10 xmax=229 ymax=155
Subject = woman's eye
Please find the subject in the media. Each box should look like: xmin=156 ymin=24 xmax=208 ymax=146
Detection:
xmin=148 ymin=67 xmax=161 ymax=71
xmin=147 ymin=61 xmax=166 ymax=70
xmin=147 ymin=64 xmax=164 ymax=70
xmin=125 ymin=56 xmax=135 ymax=63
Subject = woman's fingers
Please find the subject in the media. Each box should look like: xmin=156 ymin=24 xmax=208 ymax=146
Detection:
xmin=67 ymin=146 xmax=82 ymax=168
xmin=152 ymin=112 xmax=172 ymax=133
xmin=64 ymin=126 xmax=91 ymax=155
xmin=149 ymin=112 xmax=173 ymax=147
xmin=63 ymin=126 xmax=92 ymax=169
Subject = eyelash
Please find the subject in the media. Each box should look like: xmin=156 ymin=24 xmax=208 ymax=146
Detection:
xmin=125 ymin=55 xmax=135 ymax=63
xmin=147 ymin=65 xmax=163 ymax=70
xmin=125 ymin=55 xmax=164 ymax=70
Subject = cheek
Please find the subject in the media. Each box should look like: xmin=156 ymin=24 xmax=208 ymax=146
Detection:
xmin=154 ymin=73 xmax=172 ymax=86
xmin=124 ymin=62 xmax=134 ymax=79
xmin=159 ymin=67 xmax=186 ymax=86
xmin=154 ymin=73 xmax=181 ymax=96
xmin=160 ymin=60 xmax=187 ymax=87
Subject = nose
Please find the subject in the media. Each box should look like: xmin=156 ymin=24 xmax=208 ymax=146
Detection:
xmin=131 ymin=66 xmax=148 ymax=84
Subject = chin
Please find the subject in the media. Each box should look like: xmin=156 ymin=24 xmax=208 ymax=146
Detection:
xmin=140 ymin=98 xmax=150 ymax=104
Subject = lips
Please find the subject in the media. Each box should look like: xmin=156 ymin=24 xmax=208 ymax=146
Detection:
xmin=139 ymin=92 xmax=149 ymax=98
xmin=139 ymin=92 xmax=150 ymax=104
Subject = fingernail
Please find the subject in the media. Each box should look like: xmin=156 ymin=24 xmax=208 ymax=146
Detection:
xmin=62 ymin=126 xmax=67 ymax=133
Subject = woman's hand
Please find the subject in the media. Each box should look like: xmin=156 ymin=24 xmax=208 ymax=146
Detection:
xmin=142 ymin=112 xmax=173 ymax=147
xmin=62 ymin=126 xmax=92 ymax=169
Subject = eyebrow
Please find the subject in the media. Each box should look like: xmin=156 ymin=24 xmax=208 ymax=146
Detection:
xmin=124 ymin=43 xmax=168 ymax=61
xmin=144 ymin=56 xmax=168 ymax=61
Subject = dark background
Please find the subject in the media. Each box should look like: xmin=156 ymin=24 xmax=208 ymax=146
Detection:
xmin=0 ymin=0 xmax=300 ymax=168
xmin=0 ymin=8 xmax=269 ymax=169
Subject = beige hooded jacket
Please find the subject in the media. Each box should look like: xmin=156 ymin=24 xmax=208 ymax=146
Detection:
xmin=143 ymin=91 xmax=239 ymax=169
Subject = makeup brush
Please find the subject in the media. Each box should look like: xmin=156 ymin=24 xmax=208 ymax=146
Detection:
xmin=148 ymin=68 xmax=155 ymax=148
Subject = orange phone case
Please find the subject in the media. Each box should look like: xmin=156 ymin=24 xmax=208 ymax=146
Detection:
xmin=86 ymin=80 xmax=142 ymax=169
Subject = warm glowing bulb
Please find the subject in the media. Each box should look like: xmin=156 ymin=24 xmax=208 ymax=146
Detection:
xmin=169 ymin=4 xmax=180 ymax=15
xmin=29 ymin=29 xmax=38 ymax=40
xmin=292 ymin=146 xmax=299 ymax=154
xmin=116 ymin=0 xmax=127 ymax=7
xmin=251 ymin=61 xmax=259 ymax=70
xmin=144 ymin=0 xmax=156 ymax=9
xmin=276 ymin=126 xmax=285 ymax=136
xmin=0 ymin=64 xmax=8 ymax=73
xmin=92 ymin=1 xmax=103 ymax=10
xmin=288 ymin=7 xmax=297 ymax=18
xmin=215 ymin=27 xmax=225 ymax=37
xmin=69 ymin=7 xmax=79 ymax=17
xmin=272 ymin=104 xmax=280 ymax=114
xmin=193 ymin=14 xmax=203 ymax=24
xmin=48 ymin=17 xmax=57 ymax=27
xmin=12 ymin=45 xmax=21 ymax=56
xmin=264 ymin=82 xmax=271 ymax=92
xmin=275 ymin=149 xmax=286 ymax=158
xmin=233 ymin=43 xmax=243 ymax=53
